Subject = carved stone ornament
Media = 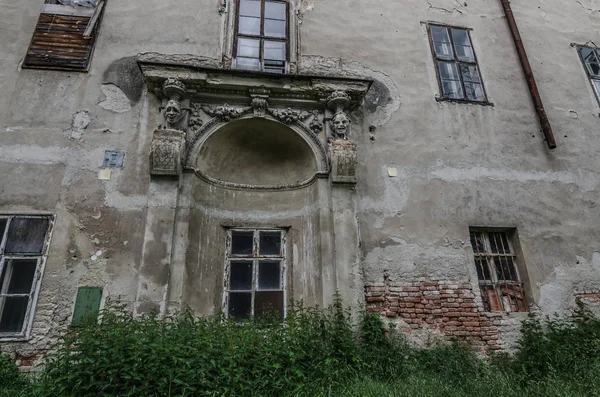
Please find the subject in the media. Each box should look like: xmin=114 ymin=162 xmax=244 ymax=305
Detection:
xmin=330 ymin=139 xmax=358 ymax=184
xmin=150 ymin=128 xmax=186 ymax=176
xmin=188 ymin=103 xmax=204 ymax=133
xmin=251 ymin=97 xmax=268 ymax=118
xmin=327 ymin=91 xmax=352 ymax=140
xmin=309 ymin=109 xmax=323 ymax=134
xmin=268 ymin=107 xmax=310 ymax=125
xmin=161 ymin=78 xmax=187 ymax=130
xmin=201 ymin=104 xmax=251 ymax=121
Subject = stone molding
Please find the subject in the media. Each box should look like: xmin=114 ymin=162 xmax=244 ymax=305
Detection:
xmin=137 ymin=59 xmax=373 ymax=184
xmin=149 ymin=128 xmax=186 ymax=176
xmin=330 ymin=139 xmax=358 ymax=184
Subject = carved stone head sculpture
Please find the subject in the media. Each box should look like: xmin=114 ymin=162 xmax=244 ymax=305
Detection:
xmin=164 ymin=99 xmax=184 ymax=128
xmin=331 ymin=110 xmax=351 ymax=140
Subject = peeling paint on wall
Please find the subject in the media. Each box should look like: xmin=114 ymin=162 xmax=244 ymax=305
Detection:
xmin=98 ymin=84 xmax=132 ymax=113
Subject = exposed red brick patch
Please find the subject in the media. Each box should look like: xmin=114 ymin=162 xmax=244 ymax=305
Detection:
xmin=365 ymin=280 xmax=501 ymax=351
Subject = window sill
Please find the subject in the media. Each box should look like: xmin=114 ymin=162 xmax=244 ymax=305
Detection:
xmin=435 ymin=97 xmax=494 ymax=107
xmin=0 ymin=335 xmax=30 ymax=343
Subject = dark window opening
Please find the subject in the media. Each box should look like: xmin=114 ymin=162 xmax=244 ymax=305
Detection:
xmin=226 ymin=229 xmax=285 ymax=320
xmin=0 ymin=216 xmax=52 ymax=337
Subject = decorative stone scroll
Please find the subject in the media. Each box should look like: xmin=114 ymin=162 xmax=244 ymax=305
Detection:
xmin=149 ymin=128 xmax=186 ymax=176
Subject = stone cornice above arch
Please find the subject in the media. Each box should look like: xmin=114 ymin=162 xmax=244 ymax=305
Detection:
xmin=137 ymin=53 xmax=373 ymax=110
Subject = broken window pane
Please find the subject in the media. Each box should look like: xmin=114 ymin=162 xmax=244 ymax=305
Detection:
xmin=4 ymin=260 xmax=37 ymax=295
xmin=0 ymin=297 xmax=29 ymax=333
xmin=258 ymin=261 xmax=281 ymax=290
xmin=231 ymin=230 xmax=254 ymax=255
xmin=475 ymin=258 xmax=492 ymax=281
xmin=255 ymin=291 xmax=283 ymax=320
xmin=228 ymin=292 xmax=252 ymax=320
xmin=259 ymin=231 xmax=281 ymax=256
xmin=230 ymin=261 xmax=253 ymax=290
xmin=0 ymin=219 xmax=6 ymax=241
xmin=5 ymin=217 xmax=49 ymax=254
xmin=580 ymin=47 xmax=600 ymax=76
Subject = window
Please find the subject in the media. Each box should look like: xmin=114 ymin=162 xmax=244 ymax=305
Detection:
xmin=22 ymin=0 xmax=106 ymax=71
xmin=224 ymin=229 xmax=286 ymax=320
xmin=469 ymin=229 xmax=528 ymax=312
xmin=578 ymin=46 xmax=600 ymax=105
xmin=234 ymin=0 xmax=289 ymax=73
xmin=427 ymin=25 xmax=487 ymax=103
xmin=0 ymin=216 xmax=53 ymax=338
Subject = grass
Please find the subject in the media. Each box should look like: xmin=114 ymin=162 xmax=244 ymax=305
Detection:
xmin=1 ymin=297 xmax=599 ymax=396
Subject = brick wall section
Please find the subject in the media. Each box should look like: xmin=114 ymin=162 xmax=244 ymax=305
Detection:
xmin=575 ymin=291 xmax=600 ymax=303
xmin=365 ymin=280 xmax=502 ymax=351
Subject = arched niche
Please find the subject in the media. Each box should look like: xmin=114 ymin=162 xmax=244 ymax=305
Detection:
xmin=186 ymin=115 xmax=329 ymax=190
xmin=196 ymin=118 xmax=318 ymax=189
xmin=180 ymin=116 xmax=332 ymax=315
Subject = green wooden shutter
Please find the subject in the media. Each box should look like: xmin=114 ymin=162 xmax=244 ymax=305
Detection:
xmin=72 ymin=287 xmax=102 ymax=325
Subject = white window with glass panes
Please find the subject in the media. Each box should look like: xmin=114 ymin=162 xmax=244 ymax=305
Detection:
xmin=578 ymin=46 xmax=600 ymax=105
xmin=0 ymin=215 xmax=53 ymax=339
xmin=234 ymin=0 xmax=288 ymax=73
xmin=223 ymin=229 xmax=286 ymax=320
xmin=428 ymin=24 xmax=487 ymax=103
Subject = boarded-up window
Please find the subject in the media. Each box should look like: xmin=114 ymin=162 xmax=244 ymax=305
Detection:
xmin=71 ymin=287 xmax=102 ymax=325
xmin=22 ymin=0 xmax=106 ymax=71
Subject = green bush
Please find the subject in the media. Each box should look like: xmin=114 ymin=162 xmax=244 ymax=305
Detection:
xmin=0 ymin=354 xmax=29 ymax=397
xmin=7 ymin=299 xmax=600 ymax=397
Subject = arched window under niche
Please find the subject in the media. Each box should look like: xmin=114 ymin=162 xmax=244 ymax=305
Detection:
xmin=231 ymin=0 xmax=290 ymax=73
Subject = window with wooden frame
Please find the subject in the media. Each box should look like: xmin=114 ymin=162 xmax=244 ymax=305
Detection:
xmin=577 ymin=46 xmax=600 ymax=105
xmin=224 ymin=229 xmax=286 ymax=321
xmin=469 ymin=229 xmax=528 ymax=313
xmin=22 ymin=0 xmax=106 ymax=72
xmin=233 ymin=0 xmax=289 ymax=73
xmin=427 ymin=24 xmax=488 ymax=103
xmin=0 ymin=215 xmax=54 ymax=339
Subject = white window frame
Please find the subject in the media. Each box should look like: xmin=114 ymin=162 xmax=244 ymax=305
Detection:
xmin=577 ymin=45 xmax=600 ymax=106
xmin=469 ymin=229 xmax=528 ymax=313
xmin=0 ymin=214 xmax=54 ymax=341
xmin=222 ymin=228 xmax=287 ymax=320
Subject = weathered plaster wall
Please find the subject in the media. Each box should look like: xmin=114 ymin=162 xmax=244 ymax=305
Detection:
xmin=298 ymin=0 xmax=600 ymax=345
xmin=1 ymin=0 xmax=600 ymax=362
xmin=0 ymin=0 xmax=223 ymax=365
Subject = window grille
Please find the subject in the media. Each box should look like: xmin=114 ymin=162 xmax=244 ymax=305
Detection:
xmin=469 ymin=229 xmax=528 ymax=312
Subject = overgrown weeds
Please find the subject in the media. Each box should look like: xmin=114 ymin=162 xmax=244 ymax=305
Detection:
xmin=1 ymin=297 xmax=599 ymax=396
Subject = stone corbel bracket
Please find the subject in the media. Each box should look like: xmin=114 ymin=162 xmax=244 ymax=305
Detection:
xmin=327 ymin=91 xmax=358 ymax=185
xmin=150 ymin=128 xmax=186 ymax=177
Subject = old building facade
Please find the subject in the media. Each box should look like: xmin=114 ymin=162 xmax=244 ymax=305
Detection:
xmin=1 ymin=0 xmax=600 ymax=366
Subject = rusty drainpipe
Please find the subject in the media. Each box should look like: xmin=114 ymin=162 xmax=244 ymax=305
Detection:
xmin=500 ymin=0 xmax=557 ymax=149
